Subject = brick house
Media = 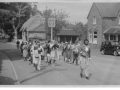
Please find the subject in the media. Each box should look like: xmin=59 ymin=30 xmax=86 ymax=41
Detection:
xmin=87 ymin=3 xmax=120 ymax=48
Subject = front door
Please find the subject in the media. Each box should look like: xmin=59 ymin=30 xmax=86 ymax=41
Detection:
xmin=93 ymin=31 xmax=97 ymax=44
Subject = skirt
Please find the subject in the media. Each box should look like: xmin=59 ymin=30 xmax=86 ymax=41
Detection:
xmin=23 ymin=49 xmax=28 ymax=58
xmin=50 ymin=50 xmax=58 ymax=60
xmin=32 ymin=54 xmax=38 ymax=64
xmin=67 ymin=50 xmax=71 ymax=59
xmin=63 ymin=50 xmax=67 ymax=58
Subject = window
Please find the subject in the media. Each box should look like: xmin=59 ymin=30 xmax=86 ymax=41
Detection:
xmin=93 ymin=16 xmax=96 ymax=24
xmin=94 ymin=31 xmax=97 ymax=34
xmin=110 ymin=35 xmax=116 ymax=41
xmin=94 ymin=36 xmax=97 ymax=38
xmin=93 ymin=31 xmax=97 ymax=44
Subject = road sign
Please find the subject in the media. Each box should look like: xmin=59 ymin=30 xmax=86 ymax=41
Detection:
xmin=48 ymin=18 xmax=55 ymax=27
xmin=48 ymin=18 xmax=56 ymax=41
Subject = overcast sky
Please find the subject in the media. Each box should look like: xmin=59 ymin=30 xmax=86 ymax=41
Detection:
xmin=37 ymin=2 xmax=92 ymax=24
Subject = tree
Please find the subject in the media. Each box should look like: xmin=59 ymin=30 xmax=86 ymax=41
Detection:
xmin=42 ymin=7 xmax=52 ymax=37
xmin=66 ymin=22 xmax=88 ymax=41
xmin=0 ymin=3 xmax=11 ymax=32
xmin=52 ymin=9 xmax=69 ymax=37
xmin=74 ymin=22 xmax=88 ymax=40
xmin=8 ymin=3 xmax=32 ymax=40
xmin=0 ymin=2 xmax=32 ymax=40
xmin=82 ymin=23 xmax=88 ymax=40
xmin=42 ymin=8 xmax=69 ymax=38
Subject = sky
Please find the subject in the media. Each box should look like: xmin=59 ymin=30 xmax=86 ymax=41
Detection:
xmin=37 ymin=2 xmax=92 ymax=24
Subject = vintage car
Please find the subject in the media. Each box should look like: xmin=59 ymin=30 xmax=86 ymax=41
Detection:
xmin=100 ymin=41 xmax=120 ymax=56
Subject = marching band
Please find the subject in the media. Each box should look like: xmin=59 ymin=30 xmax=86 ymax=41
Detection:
xmin=17 ymin=38 xmax=91 ymax=80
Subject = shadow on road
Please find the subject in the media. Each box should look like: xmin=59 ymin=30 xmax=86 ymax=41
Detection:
xmin=1 ymin=49 xmax=23 ymax=61
xmin=0 ymin=76 xmax=16 ymax=85
xmin=20 ymin=68 xmax=67 ymax=84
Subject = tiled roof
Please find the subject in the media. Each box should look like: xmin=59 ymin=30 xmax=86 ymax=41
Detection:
xmin=57 ymin=29 xmax=79 ymax=36
xmin=96 ymin=3 xmax=120 ymax=17
xmin=88 ymin=3 xmax=120 ymax=18
xmin=104 ymin=26 xmax=120 ymax=34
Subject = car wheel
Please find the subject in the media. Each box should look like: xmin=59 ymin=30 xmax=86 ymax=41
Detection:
xmin=101 ymin=50 xmax=105 ymax=55
xmin=114 ymin=51 xmax=118 ymax=56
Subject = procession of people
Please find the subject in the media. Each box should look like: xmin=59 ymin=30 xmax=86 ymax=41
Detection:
xmin=16 ymin=38 xmax=91 ymax=80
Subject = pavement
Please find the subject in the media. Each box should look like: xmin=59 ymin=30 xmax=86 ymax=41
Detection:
xmin=0 ymin=51 xmax=18 ymax=85
xmin=0 ymin=42 xmax=19 ymax=85
xmin=0 ymin=42 xmax=120 ymax=85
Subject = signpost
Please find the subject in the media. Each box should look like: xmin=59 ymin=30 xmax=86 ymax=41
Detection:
xmin=48 ymin=18 xmax=55 ymax=41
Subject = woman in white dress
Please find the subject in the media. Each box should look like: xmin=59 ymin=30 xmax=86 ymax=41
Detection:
xmin=37 ymin=42 xmax=44 ymax=71
xmin=50 ymin=40 xmax=59 ymax=67
xmin=31 ymin=41 xmax=38 ymax=67
xmin=22 ymin=41 xmax=28 ymax=61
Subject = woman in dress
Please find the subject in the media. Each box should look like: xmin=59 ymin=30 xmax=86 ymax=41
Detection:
xmin=63 ymin=42 xmax=68 ymax=62
xmin=31 ymin=41 xmax=38 ymax=67
xmin=50 ymin=40 xmax=59 ymax=67
xmin=45 ymin=41 xmax=51 ymax=64
xmin=22 ymin=41 xmax=28 ymax=61
xmin=20 ymin=41 xmax=24 ymax=53
xmin=36 ymin=42 xmax=44 ymax=71
xmin=66 ymin=42 xmax=72 ymax=63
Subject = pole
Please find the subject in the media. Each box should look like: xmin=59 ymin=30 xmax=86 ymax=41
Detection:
xmin=51 ymin=27 xmax=53 ymax=41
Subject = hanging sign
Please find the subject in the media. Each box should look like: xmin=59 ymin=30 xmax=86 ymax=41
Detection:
xmin=48 ymin=18 xmax=55 ymax=27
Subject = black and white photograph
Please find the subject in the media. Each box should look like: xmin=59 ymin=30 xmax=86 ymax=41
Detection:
xmin=0 ymin=0 xmax=120 ymax=89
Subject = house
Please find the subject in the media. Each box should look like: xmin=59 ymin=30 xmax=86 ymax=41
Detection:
xmin=87 ymin=3 xmax=120 ymax=48
xmin=57 ymin=28 xmax=79 ymax=43
xmin=20 ymin=14 xmax=46 ymax=41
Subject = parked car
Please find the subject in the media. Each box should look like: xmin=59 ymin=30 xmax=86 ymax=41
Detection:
xmin=100 ymin=41 xmax=120 ymax=56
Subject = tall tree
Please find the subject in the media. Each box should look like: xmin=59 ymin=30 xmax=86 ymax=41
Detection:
xmin=42 ymin=7 xmax=52 ymax=38
xmin=66 ymin=22 xmax=88 ymax=40
xmin=52 ymin=9 xmax=69 ymax=38
xmin=0 ymin=2 xmax=32 ymax=40
xmin=8 ymin=3 xmax=32 ymax=40
xmin=82 ymin=23 xmax=88 ymax=40
xmin=42 ymin=8 xmax=69 ymax=38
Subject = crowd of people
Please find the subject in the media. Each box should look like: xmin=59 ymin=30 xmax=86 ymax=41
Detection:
xmin=16 ymin=39 xmax=91 ymax=80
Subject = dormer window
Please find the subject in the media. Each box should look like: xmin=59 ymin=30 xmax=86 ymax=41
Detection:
xmin=93 ymin=16 xmax=96 ymax=24
xmin=119 ymin=15 xmax=120 ymax=25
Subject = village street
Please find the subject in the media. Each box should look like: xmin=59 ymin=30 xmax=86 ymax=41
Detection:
xmin=0 ymin=42 xmax=120 ymax=85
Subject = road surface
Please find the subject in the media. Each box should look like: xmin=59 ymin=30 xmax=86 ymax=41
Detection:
xmin=0 ymin=42 xmax=120 ymax=85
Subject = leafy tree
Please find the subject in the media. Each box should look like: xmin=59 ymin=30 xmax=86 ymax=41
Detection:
xmin=0 ymin=2 xmax=32 ymax=40
xmin=42 ymin=7 xmax=52 ymax=37
xmin=82 ymin=23 xmax=88 ymax=40
xmin=52 ymin=9 xmax=69 ymax=38
xmin=42 ymin=8 xmax=69 ymax=38
xmin=66 ymin=22 xmax=88 ymax=41
xmin=8 ymin=3 xmax=32 ymax=40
